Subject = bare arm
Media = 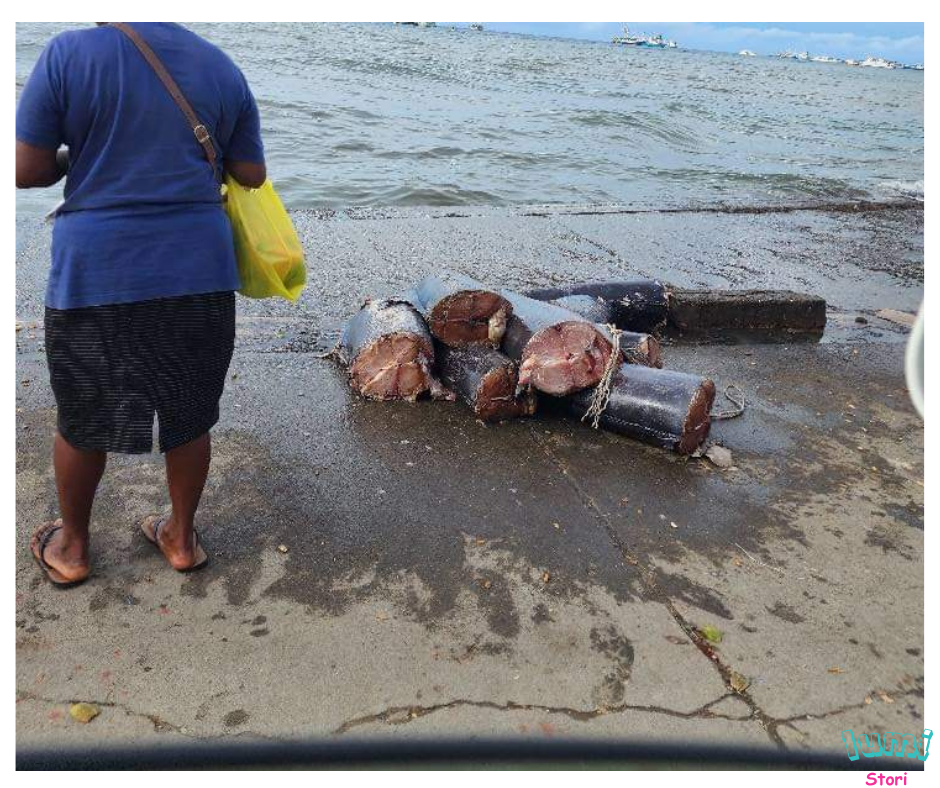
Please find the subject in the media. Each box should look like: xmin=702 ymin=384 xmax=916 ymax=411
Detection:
xmin=224 ymin=159 xmax=266 ymax=189
xmin=16 ymin=140 xmax=67 ymax=188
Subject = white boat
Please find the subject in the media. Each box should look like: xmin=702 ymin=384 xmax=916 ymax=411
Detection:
xmin=810 ymin=54 xmax=840 ymax=63
xmin=469 ymin=23 xmax=483 ymax=31
xmin=738 ymin=49 xmax=757 ymax=57
xmin=612 ymin=25 xmax=677 ymax=49
xmin=417 ymin=22 xmax=436 ymax=28
xmin=612 ymin=25 xmax=646 ymax=45
xmin=860 ymin=56 xmax=896 ymax=69
xmin=844 ymin=58 xmax=860 ymax=66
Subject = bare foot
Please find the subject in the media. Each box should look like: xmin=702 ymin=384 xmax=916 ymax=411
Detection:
xmin=30 ymin=520 xmax=90 ymax=586
xmin=140 ymin=514 xmax=208 ymax=572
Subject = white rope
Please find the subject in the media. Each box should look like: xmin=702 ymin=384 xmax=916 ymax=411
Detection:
xmin=581 ymin=324 xmax=622 ymax=429
xmin=713 ymin=384 xmax=746 ymax=420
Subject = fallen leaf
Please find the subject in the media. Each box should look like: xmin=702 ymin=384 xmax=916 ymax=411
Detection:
xmin=876 ymin=690 xmax=894 ymax=704
xmin=277 ymin=544 xmax=289 ymax=554
xmin=542 ymin=571 xmax=551 ymax=584
xmin=827 ymin=666 xmax=844 ymax=674
xmin=729 ymin=671 xmax=750 ymax=693
xmin=699 ymin=625 xmax=723 ymax=644
xmin=69 ymin=702 xmax=100 ymax=724
xmin=705 ymin=444 xmax=733 ymax=469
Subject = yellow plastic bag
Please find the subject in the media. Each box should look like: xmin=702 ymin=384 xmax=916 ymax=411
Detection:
xmin=224 ymin=176 xmax=306 ymax=301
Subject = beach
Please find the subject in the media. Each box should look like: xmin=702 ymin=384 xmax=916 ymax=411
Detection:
xmin=15 ymin=201 xmax=924 ymax=755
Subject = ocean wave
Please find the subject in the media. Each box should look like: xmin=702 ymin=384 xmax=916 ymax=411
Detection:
xmin=15 ymin=22 xmax=923 ymax=215
xmin=874 ymin=179 xmax=924 ymax=201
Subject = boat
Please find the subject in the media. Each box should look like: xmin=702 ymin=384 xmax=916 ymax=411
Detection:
xmin=612 ymin=25 xmax=646 ymax=45
xmin=906 ymin=63 xmax=924 ymax=71
xmin=844 ymin=58 xmax=860 ymax=66
xmin=860 ymin=56 xmax=897 ymax=69
xmin=612 ymin=25 xmax=677 ymax=49
xmin=738 ymin=49 xmax=757 ymax=57
xmin=648 ymin=34 xmax=678 ymax=49
xmin=469 ymin=23 xmax=483 ymax=31
xmin=417 ymin=22 xmax=436 ymax=28
xmin=810 ymin=54 xmax=840 ymax=63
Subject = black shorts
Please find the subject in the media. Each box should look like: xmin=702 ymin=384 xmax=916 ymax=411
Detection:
xmin=45 ymin=291 xmax=236 ymax=454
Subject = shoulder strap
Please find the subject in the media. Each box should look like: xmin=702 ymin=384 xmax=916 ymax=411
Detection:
xmin=109 ymin=22 xmax=219 ymax=181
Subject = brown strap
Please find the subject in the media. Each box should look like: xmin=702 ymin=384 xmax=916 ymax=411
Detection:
xmin=109 ymin=22 xmax=219 ymax=180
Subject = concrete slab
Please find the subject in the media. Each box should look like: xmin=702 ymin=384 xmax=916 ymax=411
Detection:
xmin=15 ymin=203 xmax=923 ymax=761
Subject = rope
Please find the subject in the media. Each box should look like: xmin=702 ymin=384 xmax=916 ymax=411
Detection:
xmin=712 ymin=383 xmax=746 ymax=420
xmin=582 ymin=324 xmax=622 ymax=429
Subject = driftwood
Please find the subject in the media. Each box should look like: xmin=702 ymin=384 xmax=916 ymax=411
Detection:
xmin=525 ymin=280 xmax=669 ymax=333
xmin=667 ymin=289 xmax=826 ymax=334
xmin=435 ymin=343 xmax=537 ymax=422
xmin=549 ymin=295 xmax=662 ymax=368
xmin=338 ymin=299 xmax=449 ymax=401
xmin=407 ymin=274 xmax=512 ymax=347
xmin=500 ymin=291 xmax=616 ymax=396
xmin=568 ymin=364 xmax=716 ymax=455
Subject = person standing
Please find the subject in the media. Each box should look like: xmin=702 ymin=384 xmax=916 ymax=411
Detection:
xmin=16 ymin=22 xmax=266 ymax=584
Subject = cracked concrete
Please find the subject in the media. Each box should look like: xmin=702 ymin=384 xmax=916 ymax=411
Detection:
xmin=16 ymin=203 xmax=923 ymax=761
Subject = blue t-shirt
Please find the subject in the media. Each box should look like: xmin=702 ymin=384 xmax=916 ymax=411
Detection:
xmin=16 ymin=23 xmax=265 ymax=309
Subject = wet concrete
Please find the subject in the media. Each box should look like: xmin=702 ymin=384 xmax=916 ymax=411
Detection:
xmin=16 ymin=202 xmax=923 ymax=758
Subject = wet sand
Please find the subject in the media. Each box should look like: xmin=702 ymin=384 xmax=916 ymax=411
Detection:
xmin=15 ymin=202 xmax=923 ymax=760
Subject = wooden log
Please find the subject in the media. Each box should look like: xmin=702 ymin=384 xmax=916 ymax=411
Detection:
xmin=435 ymin=343 xmax=537 ymax=422
xmin=500 ymin=291 xmax=616 ymax=396
xmin=407 ymin=274 xmax=512 ymax=347
xmin=337 ymin=299 xmax=449 ymax=401
xmin=667 ymin=288 xmax=826 ymax=334
xmin=524 ymin=280 xmax=669 ymax=333
xmin=549 ymin=295 xmax=663 ymax=368
xmin=567 ymin=364 xmax=716 ymax=455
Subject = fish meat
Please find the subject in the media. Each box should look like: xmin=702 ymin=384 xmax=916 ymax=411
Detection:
xmin=501 ymin=291 xmax=616 ymax=396
xmin=549 ymin=295 xmax=662 ymax=368
xmin=568 ymin=364 xmax=716 ymax=455
xmin=435 ymin=343 xmax=537 ymax=422
xmin=407 ymin=274 xmax=512 ymax=347
xmin=338 ymin=299 xmax=449 ymax=401
xmin=525 ymin=279 xmax=669 ymax=333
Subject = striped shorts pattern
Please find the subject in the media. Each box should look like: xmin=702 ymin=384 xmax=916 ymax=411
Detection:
xmin=45 ymin=291 xmax=236 ymax=454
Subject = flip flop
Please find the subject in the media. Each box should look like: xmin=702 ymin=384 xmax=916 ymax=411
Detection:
xmin=140 ymin=514 xmax=209 ymax=572
xmin=30 ymin=521 xmax=89 ymax=588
